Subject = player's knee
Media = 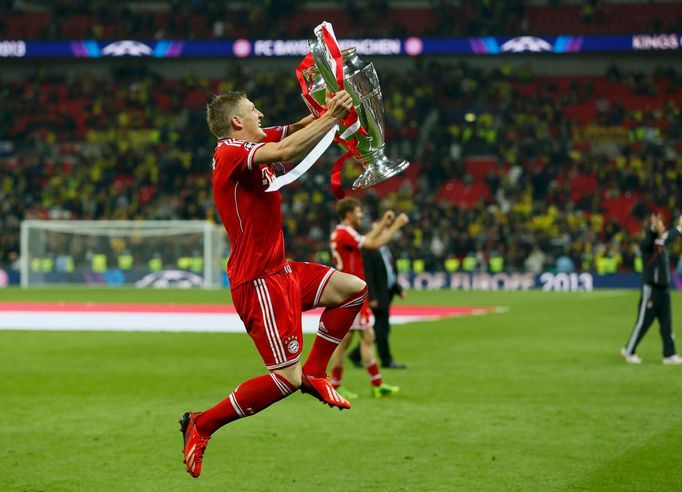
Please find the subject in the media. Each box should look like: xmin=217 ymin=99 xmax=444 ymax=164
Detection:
xmin=356 ymin=278 xmax=368 ymax=295
xmin=320 ymin=272 xmax=367 ymax=306
xmin=339 ymin=278 xmax=366 ymax=304
xmin=336 ymin=274 xmax=366 ymax=299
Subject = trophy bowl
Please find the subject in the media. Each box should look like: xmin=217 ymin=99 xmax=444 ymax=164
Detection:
xmin=301 ymin=46 xmax=410 ymax=190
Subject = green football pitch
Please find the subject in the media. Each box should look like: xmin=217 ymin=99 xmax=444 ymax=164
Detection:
xmin=2 ymin=288 xmax=681 ymax=491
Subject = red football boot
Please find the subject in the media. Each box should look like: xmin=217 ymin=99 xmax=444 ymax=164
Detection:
xmin=179 ymin=411 xmax=211 ymax=478
xmin=300 ymin=374 xmax=352 ymax=410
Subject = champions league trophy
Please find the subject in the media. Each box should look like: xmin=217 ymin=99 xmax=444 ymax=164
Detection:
xmin=299 ymin=23 xmax=409 ymax=190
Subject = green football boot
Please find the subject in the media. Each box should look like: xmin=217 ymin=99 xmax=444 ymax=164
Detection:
xmin=372 ymin=383 xmax=400 ymax=398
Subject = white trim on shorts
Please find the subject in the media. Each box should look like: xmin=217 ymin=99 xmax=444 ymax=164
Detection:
xmin=266 ymin=353 xmax=302 ymax=371
xmin=253 ymin=278 xmax=287 ymax=366
xmin=313 ymin=267 xmax=336 ymax=308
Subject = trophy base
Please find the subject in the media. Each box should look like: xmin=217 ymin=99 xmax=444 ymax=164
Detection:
xmin=352 ymin=158 xmax=410 ymax=190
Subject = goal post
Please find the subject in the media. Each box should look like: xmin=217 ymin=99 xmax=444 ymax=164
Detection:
xmin=20 ymin=220 xmax=228 ymax=289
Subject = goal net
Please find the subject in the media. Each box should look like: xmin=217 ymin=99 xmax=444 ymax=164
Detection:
xmin=20 ymin=220 xmax=227 ymax=288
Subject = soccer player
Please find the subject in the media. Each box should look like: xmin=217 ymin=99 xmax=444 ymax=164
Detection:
xmin=179 ymin=90 xmax=368 ymax=478
xmin=329 ymin=198 xmax=408 ymax=398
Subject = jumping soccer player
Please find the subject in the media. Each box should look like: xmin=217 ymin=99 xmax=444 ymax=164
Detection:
xmin=329 ymin=198 xmax=408 ymax=399
xmin=179 ymin=90 xmax=367 ymax=478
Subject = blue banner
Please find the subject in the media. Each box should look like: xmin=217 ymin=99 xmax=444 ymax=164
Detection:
xmin=1 ymin=34 xmax=680 ymax=58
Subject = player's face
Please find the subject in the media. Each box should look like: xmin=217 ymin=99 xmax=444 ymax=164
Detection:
xmin=238 ymin=98 xmax=266 ymax=141
xmin=350 ymin=206 xmax=363 ymax=228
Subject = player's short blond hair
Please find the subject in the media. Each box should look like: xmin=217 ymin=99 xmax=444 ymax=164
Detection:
xmin=206 ymin=91 xmax=246 ymax=138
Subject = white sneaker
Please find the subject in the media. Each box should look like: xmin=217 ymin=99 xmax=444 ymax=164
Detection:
xmin=620 ymin=348 xmax=642 ymax=364
xmin=662 ymin=354 xmax=682 ymax=365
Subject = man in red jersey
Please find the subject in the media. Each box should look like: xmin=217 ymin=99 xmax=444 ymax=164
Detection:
xmin=179 ymin=90 xmax=368 ymax=478
xmin=329 ymin=197 xmax=408 ymax=399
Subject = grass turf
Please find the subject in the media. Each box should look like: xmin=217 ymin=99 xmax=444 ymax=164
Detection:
xmin=1 ymin=288 xmax=681 ymax=491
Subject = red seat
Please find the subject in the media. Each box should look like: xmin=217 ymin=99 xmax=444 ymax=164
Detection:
xmin=464 ymin=157 xmax=500 ymax=182
xmin=435 ymin=180 xmax=491 ymax=208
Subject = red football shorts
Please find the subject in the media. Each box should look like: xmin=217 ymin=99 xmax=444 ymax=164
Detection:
xmin=350 ymin=298 xmax=372 ymax=330
xmin=231 ymin=262 xmax=335 ymax=371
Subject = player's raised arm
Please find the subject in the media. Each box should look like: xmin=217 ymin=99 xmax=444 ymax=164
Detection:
xmin=363 ymin=213 xmax=409 ymax=250
xmin=286 ymin=114 xmax=316 ymax=135
xmin=364 ymin=210 xmax=395 ymax=242
xmin=253 ymin=91 xmax=353 ymax=164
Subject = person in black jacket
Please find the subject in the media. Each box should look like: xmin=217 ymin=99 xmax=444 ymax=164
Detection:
xmin=361 ymin=244 xmax=407 ymax=369
xmin=621 ymin=213 xmax=682 ymax=365
xmin=348 ymin=212 xmax=408 ymax=370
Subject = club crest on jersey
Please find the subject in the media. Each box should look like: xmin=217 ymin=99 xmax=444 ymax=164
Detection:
xmin=284 ymin=336 xmax=300 ymax=354
xmin=261 ymin=166 xmax=276 ymax=186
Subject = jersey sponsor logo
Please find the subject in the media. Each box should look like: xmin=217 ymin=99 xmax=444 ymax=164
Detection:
xmin=261 ymin=166 xmax=275 ymax=186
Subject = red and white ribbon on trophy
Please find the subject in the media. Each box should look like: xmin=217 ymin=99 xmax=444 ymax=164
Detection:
xmin=266 ymin=21 xmax=368 ymax=198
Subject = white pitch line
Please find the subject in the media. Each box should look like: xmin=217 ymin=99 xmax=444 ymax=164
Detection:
xmin=0 ymin=311 xmax=435 ymax=333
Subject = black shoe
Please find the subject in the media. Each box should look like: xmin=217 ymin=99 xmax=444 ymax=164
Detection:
xmin=383 ymin=361 xmax=407 ymax=369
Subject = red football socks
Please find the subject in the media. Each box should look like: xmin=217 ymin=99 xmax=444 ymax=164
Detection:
xmin=303 ymin=286 xmax=368 ymax=378
xmin=195 ymin=373 xmax=296 ymax=436
xmin=365 ymin=361 xmax=382 ymax=387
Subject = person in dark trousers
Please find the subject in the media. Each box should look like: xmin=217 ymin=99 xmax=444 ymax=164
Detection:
xmin=621 ymin=213 xmax=682 ymax=365
xmin=349 ymin=234 xmax=407 ymax=369
xmin=364 ymin=245 xmax=407 ymax=368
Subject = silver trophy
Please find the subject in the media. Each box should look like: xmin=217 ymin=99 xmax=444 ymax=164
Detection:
xmin=301 ymin=31 xmax=409 ymax=190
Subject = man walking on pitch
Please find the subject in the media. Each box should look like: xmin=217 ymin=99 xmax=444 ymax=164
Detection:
xmin=621 ymin=213 xmax=682 ymax=365
xmin=329 ymin=198 xmax=408 ymax=398
xmin=362 ymin=241 xmax=407 ymax=369
xmin=179 ymin=90 xmax=367 ymax=478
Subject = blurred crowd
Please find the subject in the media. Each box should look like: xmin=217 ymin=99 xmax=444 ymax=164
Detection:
xmin=1 ymin=59 xmax=682 ymax=275
xmin=2 ymin=0 xmax=681 ymax=40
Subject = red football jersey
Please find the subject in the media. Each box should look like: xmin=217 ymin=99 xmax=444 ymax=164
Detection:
xmin=212 ymin=126 xmax=289 ymax=288
xmin=330 ymin=224 xmax=366 ymax=279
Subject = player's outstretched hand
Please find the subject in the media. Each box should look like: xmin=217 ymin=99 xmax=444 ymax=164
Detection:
xmin=382 ymin=210 xmax=395 ymax=225
xmin=326 ymin=90 xmax=354 ymax=120
xmin=396 ymin=212 xmax=409 ymax=226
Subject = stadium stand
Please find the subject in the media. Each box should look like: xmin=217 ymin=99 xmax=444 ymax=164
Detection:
xmin=1 ymin=56 xmax=681 ymax=275
xmin=2 ymin=1 xmax=682 ymax=39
